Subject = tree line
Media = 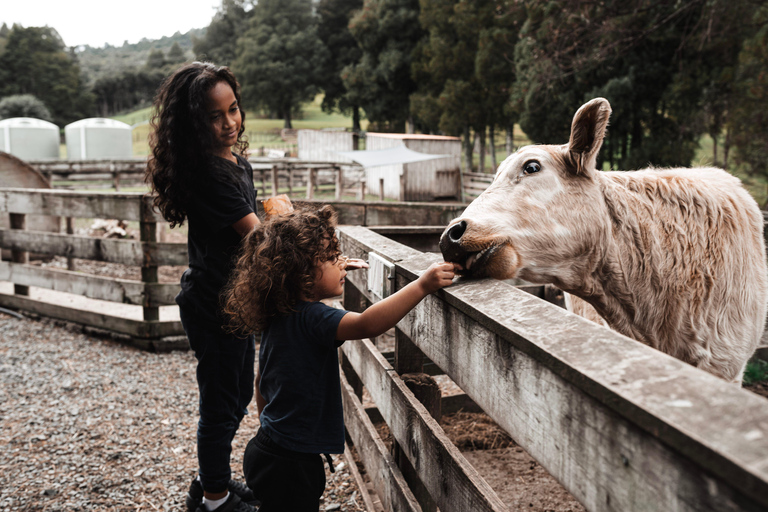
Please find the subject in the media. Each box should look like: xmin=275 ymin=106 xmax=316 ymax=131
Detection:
xmin=0 ymin=0 xmax=766 ymax=181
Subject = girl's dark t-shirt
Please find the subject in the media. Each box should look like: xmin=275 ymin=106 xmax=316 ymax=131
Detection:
xmin=176 ymin=153 xmax=257 ymax=325
xmin=259 ymin=301 xmax=349 ymax=454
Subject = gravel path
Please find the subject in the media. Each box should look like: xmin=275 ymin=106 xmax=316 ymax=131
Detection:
xmin=0 ymin=312 xmax=364 ymax=512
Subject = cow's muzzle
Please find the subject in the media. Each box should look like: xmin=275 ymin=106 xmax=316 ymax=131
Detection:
xmin=440 ymin=220 xmax=469 ymax=264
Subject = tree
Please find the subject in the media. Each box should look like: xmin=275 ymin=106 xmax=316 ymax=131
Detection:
xmin=0 ymin=25 xmax=92 ymax=127
xmin=411 ymin=0 xmax=522 ymax=170
xmin=317 ymin=0 xmax=364 ymax=130
xmin=510 ymin=0 xmax=751 ymax=170
xmin=145 ymin=48 xmax=167 ymax=71
xmin=343 ymin=0 xmax=424 ymax=132
xmin=167 ymin=41 xmax=186 ymax=65
xmin=193 ymin=0 xmax=252 ymax=66
xmin=729 ymin=3 xmax=768 ymax=186
xmin=0 ymin=94 xmax=53 ymax=121
xmin=234 ymin=0 xmax=328 ymax=128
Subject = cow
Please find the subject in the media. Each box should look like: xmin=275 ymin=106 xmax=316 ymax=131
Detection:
xmin=439 ymin=98 xmax=768 ymax=385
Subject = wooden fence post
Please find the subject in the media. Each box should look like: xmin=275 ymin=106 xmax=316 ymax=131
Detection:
xmin=65 ymin=217 xmax=76 ymax=271
xmin=358 ymin=181 xmax=366 ymax=201
xmin=271 ymin=166 xmax=279 ymax=197
xmin=379 ymin=178 xmax=385 ymax=201
xmin=288 ymin=167 xmax=294 ymax=197
xmin=335 ymin=165 xmax=342 ymax=201
xmin=140 ymin=202 xmax=159 ymax=322
xmin=10 ymin=213 xmax=29 ymax=296
xmin=392 ymin=277 xmax=440 ymax=512
xmin=306 ymin=168 xmax=316 ymax=200
xmin=259 ymin=168 xmax=267 ymax=198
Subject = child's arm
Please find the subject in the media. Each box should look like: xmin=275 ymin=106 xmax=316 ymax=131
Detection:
xmin=232 ymin=212 xmax=260 ymax=237
xmin=335 ymin=261 xmax=459 ymax=341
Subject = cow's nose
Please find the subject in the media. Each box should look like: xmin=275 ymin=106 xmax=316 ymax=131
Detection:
xmin=440 ymin=220 xmax=469 ymax=263
xmin=447 ymin=220 xmax=467 ymax=242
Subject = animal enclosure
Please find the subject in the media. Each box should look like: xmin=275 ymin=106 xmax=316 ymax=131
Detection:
xmin=1 ymin=187 xmax=767 ymax=510
xmin=337 ymin=225 xmax=768 ymax=512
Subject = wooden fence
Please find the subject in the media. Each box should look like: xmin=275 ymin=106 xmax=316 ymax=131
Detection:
xmin=336 ymin=225 xmax=768 ymax=512
xmin=462 ymin=171 xmax=494 ymax=201
xmin=0 ymin=188 xmax=185 ymax=349
xmin=26 ymin=158 xmax=364 ymax=198
xmin=0 ymin=188 xmax=464 ymax=349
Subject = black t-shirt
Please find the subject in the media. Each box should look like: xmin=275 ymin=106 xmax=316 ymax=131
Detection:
xmin=259 ymin=301 xmax=349 ymax=454
xmin=176 ymin=153 xmax=257 ymax=325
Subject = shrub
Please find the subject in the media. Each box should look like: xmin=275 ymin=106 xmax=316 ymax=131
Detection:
xmin=0 ymin=94 xmax=54 ymax=122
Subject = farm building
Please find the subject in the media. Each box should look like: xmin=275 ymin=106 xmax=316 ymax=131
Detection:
xmin=360 ymin=133 xmax=461 ymax=201
xmin=0 ymin=117 xmax=60 ymax=160
xmin=64 ymin=118 xmax=132 ymax=160
xmin=297 ymin=129 xmax=358 ymax=163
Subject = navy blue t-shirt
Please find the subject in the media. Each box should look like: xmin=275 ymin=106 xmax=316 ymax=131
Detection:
xmin=259 ymin=301 xmax=349 ymax=454
xmin=176 ymin=153 xmax=257 ymax=325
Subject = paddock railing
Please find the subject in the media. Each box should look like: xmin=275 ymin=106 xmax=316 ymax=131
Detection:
xmin=0 ymin=188 xmax=185 ymax=348
xmin=0 ymin=187 xmax=466 ymax=349
xmin=27 ymin=158 xmax=365 ymax=199
xmin=337 ymin=225 xmax=768 ymax=512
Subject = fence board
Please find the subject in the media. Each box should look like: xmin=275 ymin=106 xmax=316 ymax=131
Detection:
xmin=340 ymin=368 xmax=422 ymax=512
xmin=341 ymin=338 xmax=507 ymax=512
xmin=0 ymin=229 xmax=187 ymax=266
xmin=0 ymin=188 xmax=164 ymax=221
xmin=0 ymin=261 xmax=179 ymax=306
xmin=391 ymin=251 xmax=768 ymax=512
xmin=0 ymin=293 xmax=182 ymax=338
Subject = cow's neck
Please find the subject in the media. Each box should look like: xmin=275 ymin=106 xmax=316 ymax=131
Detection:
xmin=561 ymin=174 xmax=666 ymax=345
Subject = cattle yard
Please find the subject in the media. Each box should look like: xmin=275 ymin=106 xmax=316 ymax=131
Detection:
xmin=1 ymin=187 xmax=768 ymax=511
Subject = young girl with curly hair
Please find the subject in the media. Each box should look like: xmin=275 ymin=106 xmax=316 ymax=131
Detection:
xmin=145 ymin=61 xmax=260 ymax=512
xmin=223 ymin=205 xmax=459 ymax=512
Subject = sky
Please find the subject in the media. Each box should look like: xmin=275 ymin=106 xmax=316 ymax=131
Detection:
xmin=1 ymin=0 xmax=221 ymax=48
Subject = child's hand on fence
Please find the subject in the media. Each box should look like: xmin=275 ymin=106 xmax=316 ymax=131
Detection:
xmin=343 ymin=257 xmax=369 ymax=270
xmin=418 ymin=262 xmax=460 ymax=294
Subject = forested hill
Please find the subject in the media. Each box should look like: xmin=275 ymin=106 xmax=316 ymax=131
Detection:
xmin=75 ymin=28 xmax=206 ymax=86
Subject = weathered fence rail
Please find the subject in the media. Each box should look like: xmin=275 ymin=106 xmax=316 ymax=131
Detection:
xmin=0 ymin=187 xmax=183 ymax=347
xmin=462 ymin=170 xmax=494 ymax=201
xmin=337 ymin=225 xmax=768 ymax=512
xmin=26 ymin=158 xmax=365 ymax=198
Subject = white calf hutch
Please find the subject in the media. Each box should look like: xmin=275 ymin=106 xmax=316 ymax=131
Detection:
xmin=0 ymin=117 xmax=60 ymax=160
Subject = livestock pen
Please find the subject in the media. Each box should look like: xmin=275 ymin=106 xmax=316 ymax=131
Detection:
xmin=1 ymin=187 xmax=767 ymax=511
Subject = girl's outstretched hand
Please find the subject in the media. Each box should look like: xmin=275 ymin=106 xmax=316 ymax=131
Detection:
xmin=418 ymin=262 xmax=461 ymax=294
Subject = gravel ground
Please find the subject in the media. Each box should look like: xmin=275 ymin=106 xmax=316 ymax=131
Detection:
xmin=0 ymin=312 xmax=365 ymax=512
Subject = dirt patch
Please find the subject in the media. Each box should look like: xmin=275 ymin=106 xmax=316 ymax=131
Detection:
xmin=370 ymin=411 xmax=585 ymax=511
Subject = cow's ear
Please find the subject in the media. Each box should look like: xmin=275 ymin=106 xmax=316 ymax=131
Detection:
xmin=567 ymin=98 xmax=611 ymax=175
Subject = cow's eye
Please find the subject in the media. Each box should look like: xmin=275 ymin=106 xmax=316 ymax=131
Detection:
xmin=523 ymin=161 xmax=541 ymax=175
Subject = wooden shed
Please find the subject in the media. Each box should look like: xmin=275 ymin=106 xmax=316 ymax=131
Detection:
xmin=297 ymin=129 xmax=358 ymax=163
xmin=365 ymin=133 xmax=461 ymax=201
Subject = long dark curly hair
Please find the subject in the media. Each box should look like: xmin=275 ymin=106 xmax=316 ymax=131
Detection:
xmin=145 ymin=61 xmax=249 ymax=227
xmin=223 ymin=205 xmax=341 ymax=334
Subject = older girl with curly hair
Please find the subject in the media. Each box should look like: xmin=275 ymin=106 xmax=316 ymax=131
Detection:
xmin=145 ymin=61 xmax=259 ymax=512
xmin=223 ymin=205 xmax=459 ymax=511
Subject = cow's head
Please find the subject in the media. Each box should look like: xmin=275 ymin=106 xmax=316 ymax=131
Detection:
xmin=440 ymin=98 xmax=612 ymax=286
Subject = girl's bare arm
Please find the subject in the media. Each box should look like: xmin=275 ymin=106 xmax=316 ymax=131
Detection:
xmin=335 ymin=262 xmax=459 ymax=341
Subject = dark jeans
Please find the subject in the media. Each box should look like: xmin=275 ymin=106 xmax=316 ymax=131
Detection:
xmin=243 ymin=428 xmax=326 ymax=512
xmin=180 ymin=305 xmax=256 ymax=494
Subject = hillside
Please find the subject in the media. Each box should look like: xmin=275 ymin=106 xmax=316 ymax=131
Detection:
xmin=75 ymin=28 xmax=205 ymax=86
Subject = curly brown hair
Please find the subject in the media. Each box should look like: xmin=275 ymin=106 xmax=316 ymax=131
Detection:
xmin=223 ymin=205 xmax=341 ymax=334
xmin=145 ymin=61 xmax=249 ymax=228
